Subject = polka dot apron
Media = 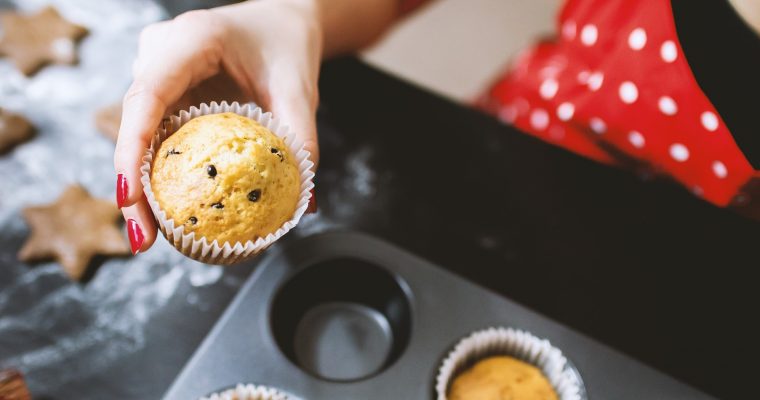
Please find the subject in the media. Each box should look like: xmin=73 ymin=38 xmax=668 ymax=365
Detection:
xmin=477 ymin=0 xmax=759 ymax=208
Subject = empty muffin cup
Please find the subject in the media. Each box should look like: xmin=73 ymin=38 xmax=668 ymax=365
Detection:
xmin=140 ymin=101 xmax=315 ymax=264
xmin=435 ymin=327 xmax=585 ymax=400
xmin=200 ymin=383 xmax=293 ymax=400
xmin=270 ymin=257 xmax=413 ymax=382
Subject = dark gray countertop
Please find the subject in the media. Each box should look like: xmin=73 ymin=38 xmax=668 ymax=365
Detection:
xmin=1 ymin=1 xmax=758 ymax=399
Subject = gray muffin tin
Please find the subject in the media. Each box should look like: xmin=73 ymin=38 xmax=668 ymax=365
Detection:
xmin=163 ymin=231 xmax=714 ymax=400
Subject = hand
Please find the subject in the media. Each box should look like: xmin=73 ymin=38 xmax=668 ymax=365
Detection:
xmin=114 ymin=0 xmax=322 ymax=254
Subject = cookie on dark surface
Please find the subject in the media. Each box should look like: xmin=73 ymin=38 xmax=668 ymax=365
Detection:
xmin=0 ymin=6 xmax=88 ymax=75
xmin=18 ymin=185 xmax=130 ymax=281
xmin=95 ymin=103 xmax=122 ymax=141
xmin=0 ymin=108 xmax=33 ymax=153
xmin=0 ymin=369 xmax=31 ymax=400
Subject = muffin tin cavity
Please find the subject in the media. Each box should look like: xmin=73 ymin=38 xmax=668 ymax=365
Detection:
xmin=271 ymin=258 xmax=412 ymax=382
xmin=165 ymin=232 xmax=713 ymax=400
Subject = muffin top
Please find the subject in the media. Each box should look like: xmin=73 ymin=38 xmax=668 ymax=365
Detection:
xmin=150 ymin=112 xmax=300 ymax=244
xmin=448 ymin=356 xmax=557 ymax=400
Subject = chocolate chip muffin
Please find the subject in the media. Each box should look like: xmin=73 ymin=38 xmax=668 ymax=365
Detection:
xmin=448 ymin=356 xmax=558 ymax=400
xmin=150 ymin=113 xmax=300 ymax=245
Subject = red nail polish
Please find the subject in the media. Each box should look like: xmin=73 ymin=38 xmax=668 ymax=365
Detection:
xmin=306 ymin=188 xmax=317 ymax=214
xmin=116 ymin=173 xmax=128 ymax=209
xmin=127 ymin=218 xmax=144 ymax=255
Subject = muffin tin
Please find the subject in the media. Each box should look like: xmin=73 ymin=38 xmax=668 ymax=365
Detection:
xmin=163 ymin=231 xmax=715 ymax=400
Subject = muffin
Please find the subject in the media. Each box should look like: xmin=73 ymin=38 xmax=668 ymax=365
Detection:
xmin=150 ymin=112 xmax=300 ymax=245
xmin=201 ymin=383 xmax=292 ymax=400
xmin=448 ymin=356 xmax=557 ymax=400
xmin=436 ymin=328 xmax=584 ymax=400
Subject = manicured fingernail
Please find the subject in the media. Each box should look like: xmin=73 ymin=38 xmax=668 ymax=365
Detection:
xmin=306 ymin=188 xmax=317 ymax=214
xmin=116 ymin=173 xmax=128 ymax=209
xmin=127 ymin=218 xmax=144 ymax=255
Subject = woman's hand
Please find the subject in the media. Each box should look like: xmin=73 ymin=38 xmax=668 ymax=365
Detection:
xmin=114 ymin=0 xmax=322 ymax=254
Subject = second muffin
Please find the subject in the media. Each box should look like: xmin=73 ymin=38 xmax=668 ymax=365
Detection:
xmin=448 ymin=356 xmax=557 ymax=400
xmin=150 ymin=112 xmax=300 ymax=245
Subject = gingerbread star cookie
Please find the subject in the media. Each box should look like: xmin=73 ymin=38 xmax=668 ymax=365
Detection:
xmin=18 ymin=185 xmax=130 ymax=281
xmin=0 ymin=6 xmax=88 ymax=76
xmin=0 ymin=369 xmax=31 ymax=400
xmin=0 ymin=108 xmax=34 ymax=153
xmin=95 ymin=103 xmax=122 ymax=141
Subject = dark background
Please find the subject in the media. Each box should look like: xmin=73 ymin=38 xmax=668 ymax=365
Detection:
xmin=314 ymin=58 xmax=759 ymax=399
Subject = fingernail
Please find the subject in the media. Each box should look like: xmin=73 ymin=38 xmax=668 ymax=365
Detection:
xmin=116 ymin=173 xmax=128 ymax=209
xmin=127 ymin=218 xmax=144 ymax=255
xmin=306 ymin=188 xmax=317 ymax=214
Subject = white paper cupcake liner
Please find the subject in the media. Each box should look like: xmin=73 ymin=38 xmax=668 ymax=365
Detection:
xmin=200 ymin=383 xmax=293 ymax=400
xmin=435 ymin=327 xmax=585 ymax=400
xmin=140 ymin=101 xmax=315 ymax=265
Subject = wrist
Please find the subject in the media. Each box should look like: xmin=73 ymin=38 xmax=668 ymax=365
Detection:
xmin=214 ymin=0 xmax=324 ymax=47
xmin=313 ymin=0 xmax=399 ymax=57
xmin=273 ymin=0 xmax=325 ymax=50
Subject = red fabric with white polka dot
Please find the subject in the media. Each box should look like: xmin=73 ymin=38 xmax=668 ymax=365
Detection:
xmin=479 ymin=0 xmax=757 ymax=207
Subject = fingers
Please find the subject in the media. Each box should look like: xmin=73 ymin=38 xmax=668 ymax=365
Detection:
xmin=114 ymin=10 xmax=227 ymax=209
xmin=267 ymin=78 xmax=320 ymax=169
xmin=121 ymin=196 xmax=157 ymax=254
xmin=114 ymin=82 xmax=170 ymax=208
xmin=268 ymin=79 xmax=320 ymax=215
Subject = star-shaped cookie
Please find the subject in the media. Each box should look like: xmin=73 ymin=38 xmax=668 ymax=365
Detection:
xmin=0 ymin=108 xmax=34 ymax=153
xmin=0 ymin=369 xmax=31 ymax=400
xmin=18 ymin=185 xmax=130 ymax=281
xmin=0 ymin=6 xmax=88 ymax=76
xmin=95 ymin=103 xmax=122 ymax=141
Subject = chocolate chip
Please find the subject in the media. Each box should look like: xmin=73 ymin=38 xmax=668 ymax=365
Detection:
xmin=271 ymin=147 xmax=283 ymax=162
xmin=188 ymin=216 xmax=197 ymax=225
xmin=247 ymin=189 xmax=261 ymax=202
xmin=207 ymin=164 xmax=217 ymax=178
xmin=211 ymin=202 xmax=224 ymax=209
xmin=166 ymin=148 xmax=181 ymax=157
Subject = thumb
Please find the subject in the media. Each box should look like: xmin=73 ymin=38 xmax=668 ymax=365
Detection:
xmin=267 ymin=83 xmax=320 ymax=170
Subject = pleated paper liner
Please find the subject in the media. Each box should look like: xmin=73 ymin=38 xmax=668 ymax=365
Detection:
xmin=200 ymin=383 xmax=294 ymax=400
xmin=140 ymin=102 xmax=315 ymax=264
xmin=435 ymin=327 xmax=586 ymax=400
